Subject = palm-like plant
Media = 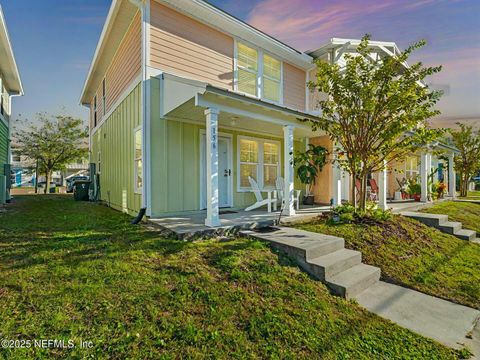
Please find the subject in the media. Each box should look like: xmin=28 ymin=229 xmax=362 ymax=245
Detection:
xmin=293 ymin=144 xmax=328 ymax=197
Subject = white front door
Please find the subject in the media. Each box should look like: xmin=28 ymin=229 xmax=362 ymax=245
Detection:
xmin=200 ymin=134 xmax=232 ymax=209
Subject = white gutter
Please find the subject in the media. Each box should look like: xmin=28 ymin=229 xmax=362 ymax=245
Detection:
xmin=129 ymin=0 xmax=151 ymax=216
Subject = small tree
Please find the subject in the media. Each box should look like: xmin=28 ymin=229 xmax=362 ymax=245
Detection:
xmin=15 ymin=113 xmax=88 ymax=194
xmin=450 ymin=123 xmax=480 ymax=197
xmin=307 ymin=35 xmax=444 ymax=211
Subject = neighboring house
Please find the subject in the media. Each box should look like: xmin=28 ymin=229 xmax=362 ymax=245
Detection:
xmin=80 ymin=0 xmax=457 ymax=225
xmin=0 ymin=5 xmax=23 ymax=204
xmin=10 ymin=144 xmax=89 ymax=188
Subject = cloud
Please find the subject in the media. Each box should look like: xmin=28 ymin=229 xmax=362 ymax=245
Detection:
xmin=246 ymin=0 xmax=446 ymax=50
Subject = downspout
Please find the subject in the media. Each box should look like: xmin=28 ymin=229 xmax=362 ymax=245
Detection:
xmin=129 ymin=0 xmax=150 ymax=223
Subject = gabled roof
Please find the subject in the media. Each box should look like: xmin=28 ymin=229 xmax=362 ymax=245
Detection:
xmin=307 ymin=38 xmax=401 ymax=59
xmin=0 ymin=5 xmax=23 ymax=95
xmin=80 ymin=0 xmax=138 ymax=105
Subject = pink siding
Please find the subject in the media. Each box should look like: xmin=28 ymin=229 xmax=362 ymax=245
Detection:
xmin=150 ymin=1 xmax=234 ymax=89
xmin=90 ymin=12 xmax=141 ymax=129
xmin=283 ymin=63 xmax=306 ymax=111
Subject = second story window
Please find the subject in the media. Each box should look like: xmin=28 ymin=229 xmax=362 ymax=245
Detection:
xmin=93 ymin=96 xmax=97 ymax=127
xmin=237 ymin=43 xmax=258 ymax=96
xmin=102 ymin=78 xmax=106 ymax=115
xmin=236 ymin=42 xmax=282 ymax=104
xmin=263 ymin=54 xmax=281 ymax=103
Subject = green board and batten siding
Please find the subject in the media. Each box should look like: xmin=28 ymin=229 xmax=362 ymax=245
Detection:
xmin=149 ymin=77 xmax=305 ymax=217
xmin=91 ymin=83 xmax=142 ymax=216
xmin=0 ymin=119 xmax=8 ymax=176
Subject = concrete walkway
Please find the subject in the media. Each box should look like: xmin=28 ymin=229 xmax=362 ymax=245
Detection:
xmin=356 ymin=281 xmax=480 ymax=350
xmin=242 ymin=226 xmax=480 ymax=353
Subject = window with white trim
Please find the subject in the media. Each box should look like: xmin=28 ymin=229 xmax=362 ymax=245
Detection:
xmin=263 ymin=54 xmax=281 ymax=103
xmin=236 ymin=42 xmax=282 ymax=103
xmin=237 ymin=43 xmax=258 ymax=97
xmin=93 ymin=96 xmax=97 ymax=127
xmin=238 ymin=136 xmax=280 ymax=190
xmin=134 ymin=127 xmax=143 ymax=193
xmin=102 ymin=78 xmax=106 ymax=116
xmin=405 ymin=156 xmax=418 ymax=179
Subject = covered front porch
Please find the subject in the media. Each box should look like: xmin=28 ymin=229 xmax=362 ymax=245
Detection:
xmin=156 ymin=73 xmax=322 ymax=227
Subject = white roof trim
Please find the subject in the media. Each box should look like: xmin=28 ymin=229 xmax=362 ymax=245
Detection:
xmin=0 ymin=5 xmax=23 ymax=95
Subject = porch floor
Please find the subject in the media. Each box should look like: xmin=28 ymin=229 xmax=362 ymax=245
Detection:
xmin=148 ymin=198 xmax=454 ymax=239
xmin=148 ymin=204 xmax=330 ymax=239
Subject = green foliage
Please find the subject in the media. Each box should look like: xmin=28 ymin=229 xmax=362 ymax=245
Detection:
xmin=406 ymin=177 xmax=422 ymax=195
xmin=298 ymin=210 xmax=480 ymax=311
xmin=330 ymin=203 xmax=392 ymax=224
xmin=450 ymin=123 xmax=480 ymax=197
xmin=293 ymin=144 xmax=328 ymax=194
xmin=14 ymin=113 xmax=88 ymax=193
xmin=306 ymin=35 xmax=444 ymax=210
xmin=0 ymin=196 xmax=462 ymax=359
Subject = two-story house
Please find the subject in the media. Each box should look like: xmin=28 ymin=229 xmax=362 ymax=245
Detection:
xmin=80 ymin=0 xmax=457 ymax=226
xmin=0 ymin=5 xmax=23 ymax=204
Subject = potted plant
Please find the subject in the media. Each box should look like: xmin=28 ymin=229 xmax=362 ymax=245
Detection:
xmin=293 ymin=144 xmax=328 ymax=205
xmin=406 ymin=177 xmax=422 ymax=201
xmin=437 ymin=182 xmax=447 ymax=198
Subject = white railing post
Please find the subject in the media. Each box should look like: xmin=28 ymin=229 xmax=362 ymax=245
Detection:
xmin=283 ymin=125 xmax=295 ymax=216
xmin=204 ymin=108 xmax=221 ymax=227
xmin=448 ymin=153 xmax=456 ymax=198
xmin=420 ymin=152 xmax=430 ymax=202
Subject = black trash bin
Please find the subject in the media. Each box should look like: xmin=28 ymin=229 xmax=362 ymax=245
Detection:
xmin=73 ymin=180 xmax=91 ymax=201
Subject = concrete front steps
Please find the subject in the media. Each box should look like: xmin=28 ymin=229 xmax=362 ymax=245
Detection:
xmin=400 ymin=211 xmax=477 ymax=241
xmin=240 ymin=227 xmax=380 ymax=299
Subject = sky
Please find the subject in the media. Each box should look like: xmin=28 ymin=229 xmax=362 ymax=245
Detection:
xmin=2 ymin=0 xmax=479 ymax=126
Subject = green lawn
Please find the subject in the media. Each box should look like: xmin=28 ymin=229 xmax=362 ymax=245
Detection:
xmin=421 ymin=200 xmax=480 ymax=235
xmin=297 ymin=215 xmax=480 ymax=310
xmin=463 ymin=190 xmax=480 ymax=198
xmin=0 ymin=196 xmax=467 ymax=359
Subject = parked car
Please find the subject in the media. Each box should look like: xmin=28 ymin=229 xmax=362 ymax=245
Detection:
xmin=66 ymin=176 xmax=89 ymax=193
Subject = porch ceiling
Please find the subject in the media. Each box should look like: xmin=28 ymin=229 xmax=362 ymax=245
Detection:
xmin=164 ymin=87 xmax=322 ymax=139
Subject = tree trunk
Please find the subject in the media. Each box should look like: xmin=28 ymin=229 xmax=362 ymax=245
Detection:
xmin=460 ymin=173 xmax=468 ymax=197
xmin=359 ymin=174 xmax=368 ymax=211
xmin=44 ymin=171 xmax=50 ymax=195
xmin=34 ymin=159 xmax=39 ymax=194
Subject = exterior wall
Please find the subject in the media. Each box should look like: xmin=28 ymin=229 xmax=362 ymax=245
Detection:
xmin=1 ymin=81 xmax=10 ymax=120
xmin=90 ymin=12 xmax=142 ymax=130
xmin=150 ymin=1 xmax=234 ymax=89
xmin=91 ymin=83 xmax=142 ymax=216
xmin=310 ymin=135 xmax=333 ymax=204
xmin=0 ymin=119 xmax=8 ymax=176
xmin=283 ymin=63 xmax=306 ymax=111
xmin=149 ymin=78 xmax=304 ymax=216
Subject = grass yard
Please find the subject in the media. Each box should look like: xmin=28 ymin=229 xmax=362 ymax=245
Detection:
xmin=421 ymin=200 xmax=480 ymax=235
xmin=297 ymin=215 xmax=480 ymax=310
xmin=0 ymin=196 xmax=468 ymax=359
xmin=463 ymin=190 xmax=480 ymax=199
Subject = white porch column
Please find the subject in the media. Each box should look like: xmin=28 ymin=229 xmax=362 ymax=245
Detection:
xmin=378 ymin=160 xmax=388 ymax=210
xmin=420 ymin=152 xmax=430 ymax=202
xmin=283 ymin=125 xmax=295 ymax=216
xmin=448 ymin=152 xmax=456 ymax=198
xmin=342 ymin=170 xmax=350 ymax=202
xmin=204 ymin=108 xmax=221 ymax=227
xmin=332 ymin=157 xmax=342 ymax=206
